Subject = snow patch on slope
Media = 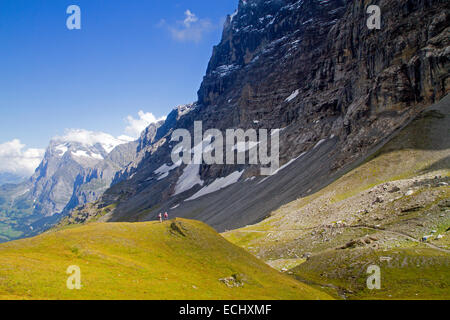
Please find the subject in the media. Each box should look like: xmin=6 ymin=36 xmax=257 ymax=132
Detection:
xmin=71 ymin=150 xmax=104 ymax=160
xmin=55 ymin=145 xmax=68 ymax=157
xmin=285 ymin=89 xmax=299 ymax=102
xmin=258 ymin=152 xmax=307 ymax=184
xmin=186 ymin=171 xmax=244 ymax=201
xmin=174 ymin=164 xmax=204 ymax=196
xmin=154 ymin=160 xmax=182 ymax=180
xmin=313 ymin=139 xmax=326 ymax=149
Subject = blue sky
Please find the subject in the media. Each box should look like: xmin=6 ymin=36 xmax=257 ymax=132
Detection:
xmin=0 ymin=0 xmax=238 ymax=175
xmin=0 ymin=0 xmax=238 ymax=144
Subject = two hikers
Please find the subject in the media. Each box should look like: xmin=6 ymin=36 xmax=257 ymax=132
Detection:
xmin=158 ymin=212 xmax=169 ymax=223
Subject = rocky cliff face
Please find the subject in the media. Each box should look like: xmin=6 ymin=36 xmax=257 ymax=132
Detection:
xmin=30 ymin=140 xmax=105 ymax=217
xmin=64 ymin=140 xmax=139 ymax=212
xmin=198 ymin=0 xmax=449 ymax=168
xmin=66 ymin=0 xmax=450 ymax=232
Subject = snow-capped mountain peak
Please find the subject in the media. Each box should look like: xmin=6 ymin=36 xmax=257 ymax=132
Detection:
xmin=52 ymin=129 xmax=133 ymax=154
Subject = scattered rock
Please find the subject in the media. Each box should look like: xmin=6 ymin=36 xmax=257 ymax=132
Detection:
xmin=338 ymin=236 xmax=378 ymax=249
xmin=389 ymin=186 xmax=401 ymax=193
xmin=302 ymin=252 xmax=312 ymax=260
xmin=339 ymin=240 xmax=357 ymax=249
xmin=219 ymin=274 xmax=245 ymax=288
xmin=401 ymin=206 xmax=424 ymax=213
xmin=379 ymin=256 xmax=392 ymax=262
xmin=170 ymin=221 xmax=187 ymax=237
xmin=373 ymin=197 xmax=384 ymax=204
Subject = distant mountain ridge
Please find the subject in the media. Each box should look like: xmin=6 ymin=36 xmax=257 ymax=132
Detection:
xmin=0 ymin=133 xmax=138 ymax=242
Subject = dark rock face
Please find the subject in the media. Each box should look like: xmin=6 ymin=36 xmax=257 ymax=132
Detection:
xmin=71 ymin=0 xmax=449 ymax=231
xmin=198 ymin=0 xmax=449 ymax=167
xmin=137 ymin=120 xmax=164 ymax=154
xmin=111 ymin=103 xmax=196 ymax=185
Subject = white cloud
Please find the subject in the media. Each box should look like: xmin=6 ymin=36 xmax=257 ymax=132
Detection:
xmin=183 ymin=10 xmax=198 ymax=27
xmin=117 ymin=134 xmax=135 ymax=142
xmin=0 ymin=139 xmax=45 ymax=176
xmin=124 ymin=111 xmax=166 ymax=138
xmin=53 ymin=129 xmax=134 ymax=153
xmin=161 ymin=10 xmax=215 ymax=43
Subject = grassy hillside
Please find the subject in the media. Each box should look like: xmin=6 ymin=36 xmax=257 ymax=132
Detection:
xmin=292 ymin=247 xmax=449 ymax=300
xmin=0 ymin=218 xmax=331 ymax=300
xmin=224 ymin=96 xmax=450 ymax=299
